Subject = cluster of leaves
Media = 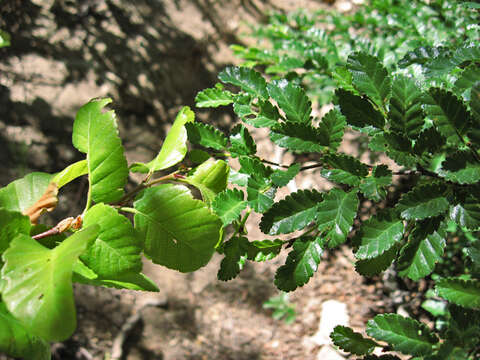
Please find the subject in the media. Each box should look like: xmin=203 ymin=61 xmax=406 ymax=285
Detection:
xmin=231 ymin=0 xmax=479 ymax=105
xmin=192 ymin=30 xmax=480 ymax=358
xmin=0 ymin=101 xmax=231 ymax=358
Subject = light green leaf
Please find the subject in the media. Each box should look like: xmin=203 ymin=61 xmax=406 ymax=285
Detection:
xmin=423 ymin=88 xmax=471 ymax=145
xmin=271 ymin=164 xmax=301 ymax=187
xmin=396 ymin=183 xmax=449 ymax=220
xmin=80 ymin=204 xmax=142 ymax=278
xmin=212 ymin=189 xmax=247 ymax=225
xmin=184 ymin=159 xmax=229 ymax=204
xmin=134 ymin=184 xmax=222 ymax=272
xmin=397 ymin=218 xmax=446 ymax=280
xmin=436 ymin=278 xmax=480 ymax=309
xmin=359 ymin=165 xmax=392 ymax=201
xmin=229 ymin=124 xmax=257 ymax=157
xmin=389 ymin=75 xmax=425 ymax=139
xmin=0 ymin=172 xmax=53 ymax=213
xmin=131 ymin=106 xmax=195 ymax=173
xmin=336 ymin=89 xmax=385 ymax=129
xmin=0 ymin=30 xmax=10 ymax=48
xmin=330 ymin=325 xmax=377 ymax=356
xmin=347 ymin=52 xmax=391 ymax=111
xmin=316 ymin=189 xmax=359 ymax=248
xmin=274 ymin=237 xmax=323 ymax=292
xmin=317 ymin=109 xmax=346 ymax=151
xmin=0 ymin=302 xmax=50 ymax=360
xmin=366 ymin=314 xmax=438 ymax=356
xmin=218 ymin=66 xmax=268 ymax=99
xmin=195 ymin=87 xmax=234 ymax=108
xmin=52 ymin=160 xmax=88 ymax=188
xmin=260 ymin=189 xmax=323 ymax=235
xmin=267 ymin=79 xmax=312 ymax=124
xmin=72 ymin=98 xmax=128 ymax=203
xmin=355 ymin=210 xmax=404 ymax=260
xmin=269 ymin=122 xmax=327 ymax=153
xmin=1 ymin=226 xmax=100 ymax=341
xmin=185 ymin=122 xmax=228 ymax=151
xmin=449 ymin=196 xmax=480 ymax=231
xmin=0 ymin=209 xmax=30 ymax=268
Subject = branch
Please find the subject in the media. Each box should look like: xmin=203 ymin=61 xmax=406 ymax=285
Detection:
xmin=32 ymin=216 xmax=82 ymax=240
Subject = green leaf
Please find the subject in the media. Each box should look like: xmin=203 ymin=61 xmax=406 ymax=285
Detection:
xmin=52 ymin=160 xmax=88 ymax=188
xmin=247 ymin=239 xmax=283 ymax=262
xmin=238 ymin=156 xmax=273 ymax=178
xmin=80 ymin=204 xmax=142 ymax=278
xmin=397 ymin=217 xmax=446 ymax=280
xmin=260 ymin=189 xmax=323 ymax=235
xmin=134 ymin=184 xmax=222 ymax=272
xmin=366 ymin=314 xmax=438 ymax=356
xmin=388 ymin=75 xmax=425 ymax=139
xmin=316 ymin=189 xmax=359 ymax=248
xmin=454 ymin=64 xmax=480 ymax=98
xmin=439 ymin=151 xmax=480 ymax=184
xmin=347 ymin=52 xmax=391 ymax=111
xmin=185 ymin=122 xmax=228 ymax=151
xmin=396 ymin=183 xmax=449 ymax=220
xmin=423 ymin=88 xmax=471 ymax=145
xmin=355 ymin=243 xmax=399 ymax=276
xmin=359 ymin=165 xmax=392 ymax=201
xmin=333 ymin=66 xmax=356 ymax=93
xmin=355 ymin=210 xmax=404 ymax=260
xmin=271 ymin=164 xmax=300 ymax=187
xmin=1 ymin=226 xmax=100 ymax=341
xmin=195 ymin=86 xmax=234 ymax=108
xmin=471 ymin=82 xmax=480 ymax=121
xmin=218 ymin=66 xmax=268 ymax=99
xmin=229 ymin=124 xmax=257 ymax=156
xmin=267 ymin=79 xmax=312 ymax=124
xmin=413 ymin=126 xmax=446 ymax=155
xmin=0 ymin=172 xmax=53 ymax=213
xmin=184 ymin=159 xmax=229 ymax=204
xmin=247 ymin=175 xmax=276 ymax=213
xmin=131 ymin=106 xmax=195 ymax=173
xmin=245 ymin=100 xmax=279 ymax=128
xmin=269 ymin=122 xmax=327 ymax=153
xmin=398 ymin=46 xmax=448 ymax=68
xmin=426 ymin=43 xmax=480 ymax=77
xmin=72 ymin=98 xmax=128 ymax=202
xmin=212 ymin=189 xmax=247 ymax=225
xmin=336 ymin=89 xmax=385 ymax=129
xmin=321 ymin=153 xmax=369 ymax=186
xmin=0 ymin=30 xmax=10 ymax=48
xmin=233 ymin=94 xmax=254 ymax=119
xmin=0 ymin=209 xmax=31 ymax=267
xmin=330 ymin=325 xmax=377 ymax=356
xmin=317 ymin=109 xmax=346 ymax=151
xmin=436 ymin=278 xmax=480 ymax=309
xmin=0 ymin=302 xmax=50 ymax=360
xmin=218 ymin=236 xmax=250 ymax=281
xmin=274 ymin=237 xmax=323 ymax=292
xmin=449 ymin=196 xmax=480 ymax=231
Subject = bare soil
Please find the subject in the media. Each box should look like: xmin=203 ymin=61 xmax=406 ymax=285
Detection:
xmin=0 ymin=1 xmax=400 ymax=359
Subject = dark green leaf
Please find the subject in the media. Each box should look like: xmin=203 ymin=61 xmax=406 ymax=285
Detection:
xmin=439 ymin=151 xmax=480 ymax=184
xmin=269 ymin=122 xmax=328 ymax=153
xmin=247 ymin=175 xmax=276 ymax=213
xmin=359 ymin=165 xmax=392 ymax=201
xmin=218 ymin=66 xmax=268 ymax=99
xmin=195 ymin=87 xmax=234 ymax=108
xmin=229 ymin=124 xmax=257 ymax=156
xmin=245 ymin=100 xmax=279 ymax=128
xmin=81 ymin=204 xmax=142 ymax=278
xmin=436 ymin=278 xmax=480 ymax=309
xmin=355 ymin=244 xmax=399 ymax=276
xmin=260 ymin=189 xmax=323 ymax=235
xmin=317 ymin=109 xmax=346 ymax=151
xmin=0 ymin=302 xmax=50 ymax=360
xmin=330 ymin=325 xmax=377 ymax=355
xmin=134 ymin=184 xmax=222 ymax=272
xmin=471 ymin=82 xmax=480 ymax=121
xmin=423 ymin=88 xmax=472 ymax=145
xmin=212 ymin=189 xmax=247 ymax=225
xmin=347 ymin=52 xmax=391 ymax=111
xmin=185 ymin=122 xmax=228 ymax=151
xmin=454 ymin=64 xmax=480 ymax=98
xmin=267 ymin=79 xmax=312 ymax=124
xmin=238 ymin=156 xmax=273 ymax=178
xmin=389 ymin=75 xmax=425 ymax=139
xmin=321 ymin=153 xmax=369 ymax=186
xmin=72 ymin=98 xmax=128 ymax=202
xmin=413 ymin=127 xmax=446 ymax=155
xmin=366 ymin=314 xmax=438 ymax=356
xmin=271 ymin=164 xmax=301 ymax=187
xmin=396 ymin=183 xmax=449 ymax=220
xmin=355 ymin=209 xmax=404 ymax=260
xmin=247 ymin=239 xmax=283 ymax=262
xmin=317 ymin=189 xmax=359 ymax=248
xmin=336 ymin=89 xmax=385 ymax=129
xmin=218 ymin=237 xmax=250 ymax=281
xmin=274 ymin=237 xmax=323 ymax=292
xmin=233 ymin=94 xmax=254 ymax=119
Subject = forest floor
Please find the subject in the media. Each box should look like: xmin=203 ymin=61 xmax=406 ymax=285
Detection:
xmin=0 ymin=1 xmax=406 ymax=359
